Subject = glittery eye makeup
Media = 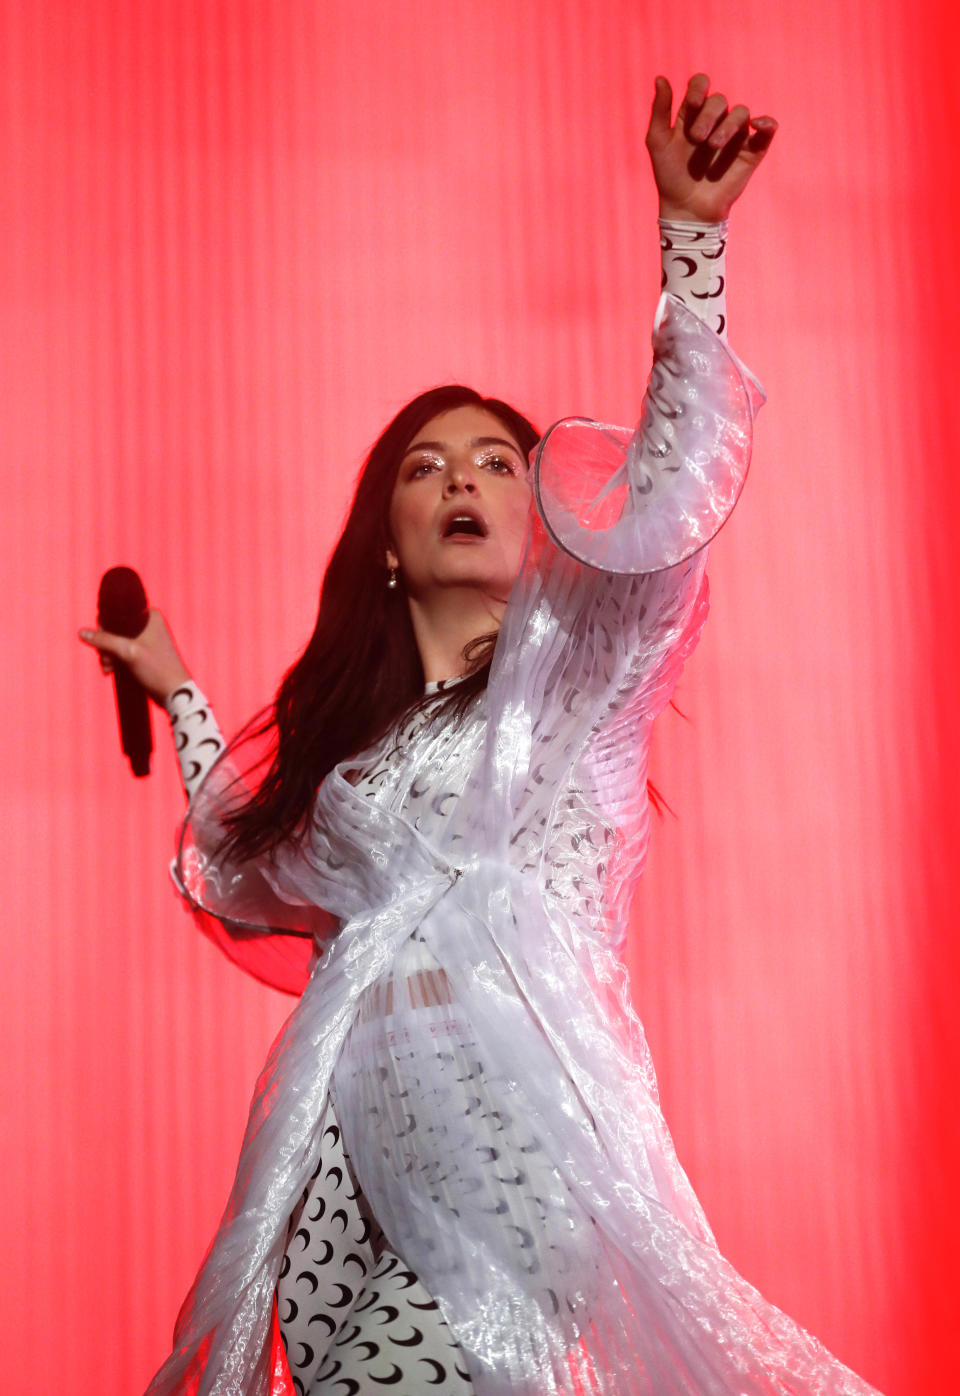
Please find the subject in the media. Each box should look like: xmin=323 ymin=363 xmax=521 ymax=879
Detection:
xmin=476 ymin=453 xmax=520 ymax=476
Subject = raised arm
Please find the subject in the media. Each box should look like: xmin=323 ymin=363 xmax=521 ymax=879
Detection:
xmin=653 ymin=72 xmax=776 ymax=342
xmin=532 ymin=74 xmax=775 ymax=579
xmin=483 ymin=77 xmax=778 ymax=851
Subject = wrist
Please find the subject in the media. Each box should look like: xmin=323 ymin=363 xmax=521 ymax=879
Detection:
xmin=658 ymin=203 xmax=730 ymax=226
xmin=162 ymin=673 xmax=199 ymax=716
xmin=658 ymin=208 xmax=725 ymax=230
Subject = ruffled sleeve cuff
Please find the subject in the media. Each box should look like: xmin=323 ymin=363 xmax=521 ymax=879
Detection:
xmin=167 ymin=707 xmax=337 ymax=995
xmin=532 ymin=293 xmax=764 ymax=575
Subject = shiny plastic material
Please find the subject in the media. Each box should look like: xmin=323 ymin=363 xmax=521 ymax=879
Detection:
xmin=151 ymin=296 xmax=881 ymax=1395
xmin=533 ymin=293 xmax=765 ymax=575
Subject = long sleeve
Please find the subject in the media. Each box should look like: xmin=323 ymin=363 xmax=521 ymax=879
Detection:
xmin=658 ymin=217 xmax=728 ymax=338
xmin=480 ymin=224 xmax=763 ymax=863
xmin=531 ymin=229 xmax=761 ymax=579
xmin=164 ymin=681 xmax=227 ymax=802
xmin=164 ymin=685 xmax=333 ymax=995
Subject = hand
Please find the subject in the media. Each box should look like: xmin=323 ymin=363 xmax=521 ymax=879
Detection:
xmin=78 ymin=607 xmax=192 ymax=706
xmin=646 ymin=73 xmax=777 ymax=223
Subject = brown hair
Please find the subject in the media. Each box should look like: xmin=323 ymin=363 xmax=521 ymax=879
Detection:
xmin=217 ymin=385 xmax=540 ymax=864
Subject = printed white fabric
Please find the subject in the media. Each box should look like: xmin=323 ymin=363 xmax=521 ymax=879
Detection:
xmin=150 ymin=294 xmax=882 ymax=1395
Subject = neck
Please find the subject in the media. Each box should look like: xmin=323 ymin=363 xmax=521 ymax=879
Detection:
xmin=406 ymin=587 xmax=506 ymax=683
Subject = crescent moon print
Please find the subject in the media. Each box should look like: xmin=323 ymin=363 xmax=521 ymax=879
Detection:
xmin=297 ymin=976 xmax=627 ymax=1391
xmin=655 ymin=219 xmax=729 ymax=337
xmin=420 ymin=1357 xmax=448 ymax=1385
xmin=166 ymin=265 xmax=876 ymax=1396
xmin=508 ymin=1223 xmax=536 ymax=1250
xmin=275 ymin=1094 xmax=475 ymax=1390
xmin=390 ymin=1264 xmax=419 ymax=1289
xmin=389 ymin=1324 xmax=425 ymax=1347
xmin=431 ymin=789 xmax=456 ymax=817
xmin=307 ymin=1311 xmax=337 ymax=1338
xmin=294 ymin=1341 xmax=314 ymax=1369
xmin=367 ymin=1363 xmax=403 ymax=1385
xmin=692 ymin=274 xmax=725 ymax=300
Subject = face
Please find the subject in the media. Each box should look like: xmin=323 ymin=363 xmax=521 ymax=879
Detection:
xmin=386 ymin=405 xmax=532 ymax=602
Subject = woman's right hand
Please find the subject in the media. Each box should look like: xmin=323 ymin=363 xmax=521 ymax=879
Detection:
xmin=78 ymin=608 xmax=192 ymax=706
xmin=646 ymin=74 xmax=777 ymax=224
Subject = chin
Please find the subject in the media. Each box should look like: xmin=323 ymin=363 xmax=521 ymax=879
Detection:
xmin=425 ymin=560 xmax=507 ymax=591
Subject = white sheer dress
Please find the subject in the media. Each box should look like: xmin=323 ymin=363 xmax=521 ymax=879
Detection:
xmin=146 ymin=226 xmax=884 ymax=1396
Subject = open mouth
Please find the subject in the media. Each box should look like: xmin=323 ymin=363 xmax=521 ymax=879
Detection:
xmin=442 ymin=512 xmax=488 ymax=539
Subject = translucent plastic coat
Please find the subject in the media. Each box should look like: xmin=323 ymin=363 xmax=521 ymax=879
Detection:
xmin=152 ymin=296 xmax=882 ymax=1396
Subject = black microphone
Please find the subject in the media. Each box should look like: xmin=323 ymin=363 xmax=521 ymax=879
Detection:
xmin=97 ymin=566 xmax=153 ymax=778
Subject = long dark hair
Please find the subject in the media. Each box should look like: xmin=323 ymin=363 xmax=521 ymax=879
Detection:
xmin=218 ymin=385 xmax=541 ymax=865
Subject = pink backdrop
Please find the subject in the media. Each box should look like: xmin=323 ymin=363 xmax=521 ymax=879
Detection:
xmin=3 ymin=2 xmax=956 ymax=1392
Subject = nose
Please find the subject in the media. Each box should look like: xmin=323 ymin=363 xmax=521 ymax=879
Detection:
xmin=442 ymin=459 xmax=478 ymax=496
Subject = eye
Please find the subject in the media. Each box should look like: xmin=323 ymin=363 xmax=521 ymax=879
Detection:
xmin=407 ymin=457 xmax=441 ymax=478
xmin=480 ymin=454 xmax=518 ymax=476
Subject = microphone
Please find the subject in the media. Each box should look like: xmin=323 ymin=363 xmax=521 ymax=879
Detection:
xmin=97 ymin=566 xmax=153 ymax=778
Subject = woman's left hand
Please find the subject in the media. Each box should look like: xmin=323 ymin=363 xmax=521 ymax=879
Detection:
xmin=646 ymin=73 xmax=777 ymax=223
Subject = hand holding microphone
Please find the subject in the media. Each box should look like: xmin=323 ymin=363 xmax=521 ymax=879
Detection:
xmin=79 ymin=567 xmax=192 ymax=777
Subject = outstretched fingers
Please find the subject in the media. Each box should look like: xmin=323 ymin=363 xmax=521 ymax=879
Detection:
xmin=675 ymin=73 xmax=711 ymax=131
xmin=646 ymin=75 xmax=674 ymax=149
xmin=647 ymin=71 xmax=777 ymax=220
xmin=686 ymin=90 xmax=731 ymax=144
xmin=746 ymin=115 xmax=778 ymax=158
xmin=705 ymin=103 xmax=750 ymax=150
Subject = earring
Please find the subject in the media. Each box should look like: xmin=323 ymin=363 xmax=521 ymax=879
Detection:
xmin=387 ymin=566 xmax=398 ymax=590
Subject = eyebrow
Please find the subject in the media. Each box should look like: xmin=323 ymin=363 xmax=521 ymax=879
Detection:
xmin=401 ymin=435 xmax=522 ymax=459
